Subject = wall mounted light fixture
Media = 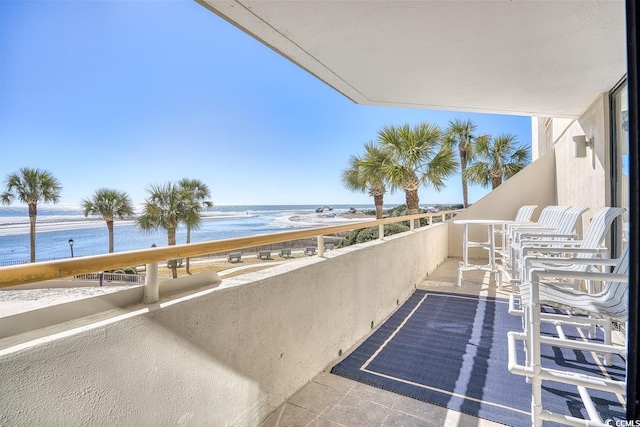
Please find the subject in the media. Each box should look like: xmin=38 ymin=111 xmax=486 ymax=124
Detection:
xmin=572 ymin=135 xmax=592 ymax=158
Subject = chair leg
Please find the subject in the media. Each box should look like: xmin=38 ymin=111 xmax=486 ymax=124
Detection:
xmin=603 ymin=321 xmax=613 ymax=366
xmin=531 ymin=376 xmax=544 ymax=427
xmin=529 ymin=286 xmax=544 ymax=426
xmin=523 ymin=304 xmax=532 ymax=384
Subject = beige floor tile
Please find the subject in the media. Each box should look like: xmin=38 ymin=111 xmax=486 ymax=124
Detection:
xmin=349 ymin=381 xmax=400 ymax=409
xmin=262 ymin=402 xmax=319 ymax=427
xmin=289 ymin=380 xmax=347 ymax=415
xmin=382 ymin=408 xmax=441 ymax=427
xmin=391 ymin=395 xmax=449 ymax=424
xmin=323 ymin=394 xmax=391 ymax=427
xmin=314 ymin=372 xmax=356 ymax=393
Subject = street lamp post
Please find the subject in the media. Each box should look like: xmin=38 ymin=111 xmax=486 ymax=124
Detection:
xmin=68 ymin=238 xmax=74 ymax=258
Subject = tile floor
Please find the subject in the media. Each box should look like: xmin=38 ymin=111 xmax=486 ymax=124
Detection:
xmin=261 ymin=258 xmax=510 ymax=427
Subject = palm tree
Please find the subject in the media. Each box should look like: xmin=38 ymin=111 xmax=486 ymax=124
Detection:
xmin=137 ymin=182 xmax=191 ymax=279
xmin=1 ymin=168 xmax=62 ymax=263
xmin=443 ymin=118 xmax=482 ymax=208
xmin=376 ymin=122 xmax=457 ymax=225
xmin=178 ymin=178 xmax=213 ymax=274
xmin=82 ymin=188 xmax=135 ymax=254
xmin=464 ymin=132 xmax=530 ymax=189
xmin=342 ymin=142 xmax=388 ymax=219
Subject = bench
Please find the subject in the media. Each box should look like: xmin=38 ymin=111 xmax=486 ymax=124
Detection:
xmin=227 ymin=252 xmax=242 ymax=263
xmin=304 ymin=247 xmax=317 ymax=256
xmin=279 ymin=248 xmax=292 ymax=258
xmin=325 ymin=243 xmax=335 ymax=251
xmin=257 ymin=250 xmax=271 ymax=260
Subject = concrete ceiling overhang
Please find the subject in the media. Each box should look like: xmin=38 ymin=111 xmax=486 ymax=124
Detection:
xmin=198 ymin=0 xmax=626 ymax=118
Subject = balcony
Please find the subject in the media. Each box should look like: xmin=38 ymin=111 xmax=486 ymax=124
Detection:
xmin=0 ymin=205 xmax=628 ymax=425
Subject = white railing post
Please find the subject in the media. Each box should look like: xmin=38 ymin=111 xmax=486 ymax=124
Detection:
xmin=143 ymin=262 xmax=159 ymax=304
xmin=428 ymin=215 xmax=432 ymax=226
xmin=379 ymin=224 xmax=385 ymax=240
xmin=317 ymin=235 xmax=324 ymax=257
xmin=410 ymin=218 xmax=415 ymax=231
xmin=441 ymin=213 xmax=446 ymax=222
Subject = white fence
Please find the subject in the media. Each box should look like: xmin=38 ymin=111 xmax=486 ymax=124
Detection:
xmin=72 ymin=272 xmax=145 ymax=284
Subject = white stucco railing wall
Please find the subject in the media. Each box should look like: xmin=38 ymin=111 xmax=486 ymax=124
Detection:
xmin=0 ymin=222 xmax=449 ymax=426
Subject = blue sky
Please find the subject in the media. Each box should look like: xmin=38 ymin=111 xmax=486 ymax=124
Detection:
xmin=0 ymin=0 xmax=532 ymax=207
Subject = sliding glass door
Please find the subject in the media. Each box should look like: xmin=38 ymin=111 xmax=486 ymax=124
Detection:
xmin=610 ymin=79 xmax=629 ymax=255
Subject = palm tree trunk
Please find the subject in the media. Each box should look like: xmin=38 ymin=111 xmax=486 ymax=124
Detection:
xmin=460 ymin=149 xmax=469 ymax=208
xmin=405 ymin=187 xmax=420 ymax=228
xmin=28 ymin=203 xmax=37 ymax=263
xmin=107 ymin=220 xmax=114 ymax=253
xmin=491 ymin=171 xmax=502 ymax=189
xmin=168 ymin=227 xmax=178 ymax=279
xmin=373 ymin=194 xmax=384 ymax=219
xmin=185 ymin=225 xmax=192 ymax=275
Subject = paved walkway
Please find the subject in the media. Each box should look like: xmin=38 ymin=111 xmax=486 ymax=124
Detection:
xmin=261 ymin=258 xmax=510 ymax=427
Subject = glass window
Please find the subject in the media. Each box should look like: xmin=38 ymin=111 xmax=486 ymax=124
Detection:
xmin=611 ymin=80 xmax=629 ymax=254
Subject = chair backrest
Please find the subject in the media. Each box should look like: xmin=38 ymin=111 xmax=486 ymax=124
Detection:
xmin=577 ymin=207 xmax=626 ymax=258
xmin=536 ymin=206 xmax=570 ymax=228
xmin=514 ymin=205 xmax=538 ymax=222
xmin=600 ymin=244 xmax=630 ymax=319
xmin=554 ymin=206 xmax=589 ymax=235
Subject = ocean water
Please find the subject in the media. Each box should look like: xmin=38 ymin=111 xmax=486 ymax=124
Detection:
xmin=0 ymin=204 xmax=390 ymax=263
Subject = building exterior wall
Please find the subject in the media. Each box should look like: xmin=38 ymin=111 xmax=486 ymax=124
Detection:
xmin=0 ymin=223 xmax=449 ymax=426
xmin=533 ymin=93 xmax=612 ymax=234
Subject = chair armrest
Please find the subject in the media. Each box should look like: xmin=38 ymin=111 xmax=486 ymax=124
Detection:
xmin=530 ymin=268 xmax=628 ymax=284
xmin=520 ymin=239 xmax=584 ymax=247
xmin=519 ymin=232 xmax=577 ymax=241
xmin=523 ymin=255 xmax=619 ymax=270
xmin=511 ymin=240 xmax=584 ymax=252
xmin=507 ymin=225 xmax=549 ymax=238
xmin=521 ymin=246 xmax=605 ymax=257
xmin=500 ymin=221 xmax=532 ymax=233
xmin=510 ymin=226 xmax=556 ymax=238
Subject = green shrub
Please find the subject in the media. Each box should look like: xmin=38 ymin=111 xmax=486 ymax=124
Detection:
xmin=337 ymin=223 xmax=410 ymax=247
xmin=386 ymin=204 xmax=408 ymax=217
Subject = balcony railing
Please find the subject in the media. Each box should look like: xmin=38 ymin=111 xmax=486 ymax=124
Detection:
xmin=0 ymin=210 xmax=458 ymax=290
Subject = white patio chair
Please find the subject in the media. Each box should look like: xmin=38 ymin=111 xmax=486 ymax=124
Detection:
xmin=516 ymin=207 xmax=625 ymax=291
xmin=494 ymin=204 xmax=538 ymax=253
xmin=500 ymin=205 xmax=570 ymax=281
xmin=515 ymin=204 xmax=538 ymax=222
xmin=520 ymin=246 xmax=628 ymax=361
xmin=507 ymin=245 xmax=628 ymax=426
xmin=509 ymin=207 xmax=625 ymax=322
xmin=504 ymin=206 xmax=588 ymax=284
xmin=517 ymin=206 xmax=587 ymax=245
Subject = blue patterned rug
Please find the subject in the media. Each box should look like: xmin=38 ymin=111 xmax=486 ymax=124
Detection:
xmin=331 ymin=290 xmax=626 ymax=426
